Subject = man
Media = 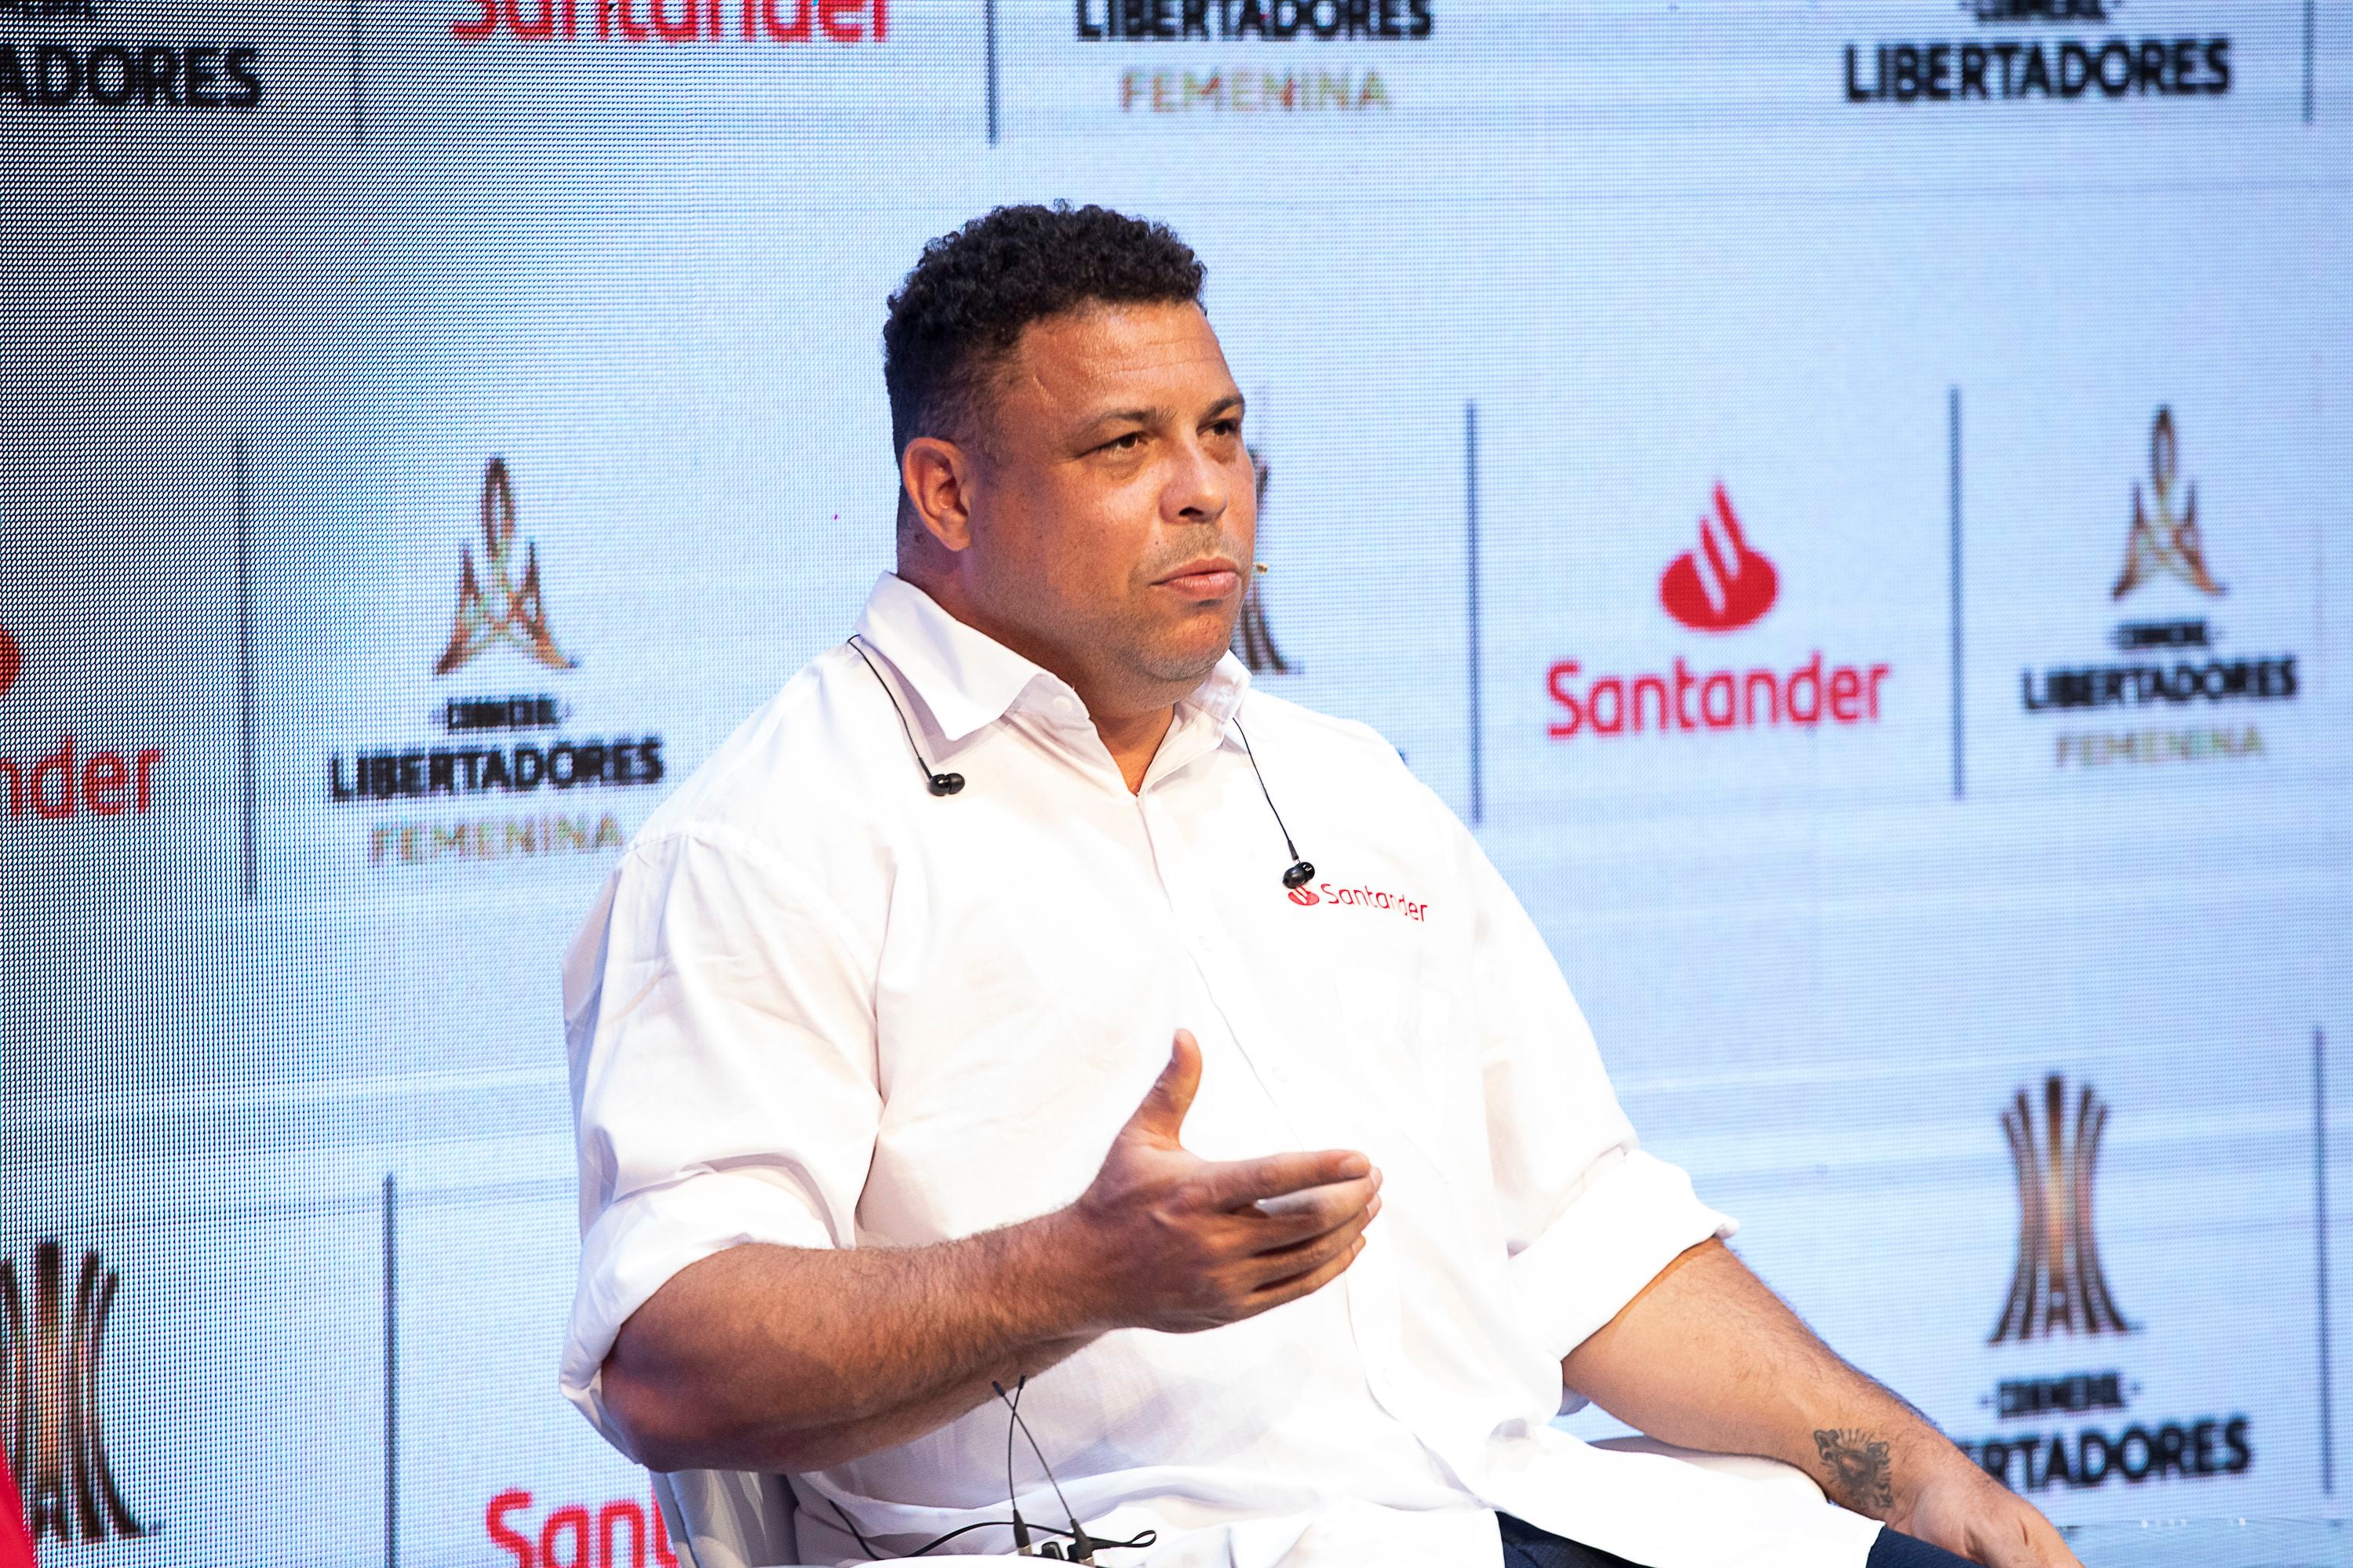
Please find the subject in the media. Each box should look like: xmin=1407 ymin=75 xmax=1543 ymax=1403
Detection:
xmin=561 ymin=203 xmax=2078 ymax=1568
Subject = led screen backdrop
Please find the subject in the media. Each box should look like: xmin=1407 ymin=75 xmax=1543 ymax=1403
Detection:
xmin=2 ymin=2 xmax=2351 ymax=1564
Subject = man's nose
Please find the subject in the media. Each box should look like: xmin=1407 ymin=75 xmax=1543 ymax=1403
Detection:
xmin=1167 ymin=434 xmax=1229 ymax=522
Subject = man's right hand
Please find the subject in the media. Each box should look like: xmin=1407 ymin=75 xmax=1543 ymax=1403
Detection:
xmin=1052 ymin=1029 xmax=1382 ymax=1335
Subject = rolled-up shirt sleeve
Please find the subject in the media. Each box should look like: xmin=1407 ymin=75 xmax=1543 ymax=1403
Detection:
xmin=1459 ymin=828 xmax=1736 ymax=1369
xmin=557 ymin=827 xmax=881 ymax=1453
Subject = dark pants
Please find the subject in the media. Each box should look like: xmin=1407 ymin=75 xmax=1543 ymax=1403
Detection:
xmin=1498 ymin=1511 xmax=1977 ymax=1568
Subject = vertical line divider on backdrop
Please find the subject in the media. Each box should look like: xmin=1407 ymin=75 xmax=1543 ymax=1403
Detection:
xmin=1948 ymin=387 xmax=1965 ymax=803
xmin=235 ymin=433 xmax=259 ymax=900
xmin=384 ymin=1174 xmax=400 ymax=1568
xmin=2318 ymin=1028 xmax=2333 ymax=1495
xmin=983 ymin=0 xmax=1000 ymax=145
xmin=1464 ymin=400 xmax=1481 ymax=827
xmin=2304 ymin=0 xmax=2317 ymax=126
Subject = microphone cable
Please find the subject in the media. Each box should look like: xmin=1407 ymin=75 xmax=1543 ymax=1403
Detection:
xmin=1002 ymin=1374 xmax=1033 ymax=1554
xmin=848 ymin=634 xmax=966 ymax=795
xmin=993 ymin=1377 xmax=1093 ymax=1560
xmin=1229 ymin=716 xmax=1313 ymax=890
xmin=810 ymin=1379 xmax=1155 ymax=1563
xmin=847 ymin=638 xmax=1315 ymax=892
xmin=814 ymin=1493 xmax=1154 ymax=1562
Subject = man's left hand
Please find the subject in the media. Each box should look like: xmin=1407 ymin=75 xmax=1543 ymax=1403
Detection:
xmin=1888 ymin=1452 xmax=2082 ymax=1568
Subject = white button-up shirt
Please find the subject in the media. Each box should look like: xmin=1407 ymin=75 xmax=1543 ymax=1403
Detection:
xmin=561 ymin=573 xmax=1882 ymax=1568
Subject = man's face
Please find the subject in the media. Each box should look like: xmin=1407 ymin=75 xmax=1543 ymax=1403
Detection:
xmin=952 ymin=300 xmax=1255 ymax=710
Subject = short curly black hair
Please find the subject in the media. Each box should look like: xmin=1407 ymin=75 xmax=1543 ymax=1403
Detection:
xmin=883 ymin=202 xmax=1207 ymax=495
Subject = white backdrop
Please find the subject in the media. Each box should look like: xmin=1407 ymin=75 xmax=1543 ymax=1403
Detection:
xmin=2 ymin=1 xmax=2350 ymax=1563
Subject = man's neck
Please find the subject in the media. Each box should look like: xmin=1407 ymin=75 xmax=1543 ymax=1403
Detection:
xmin=899 ymin=567 xmax=1182 ymax=795
xmin=1091 ymin=705 xmax=1178 ymax=795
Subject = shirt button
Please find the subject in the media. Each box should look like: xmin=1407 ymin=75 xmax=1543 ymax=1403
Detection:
xmin=1052 ymin=696 xmax=1077 ymax=715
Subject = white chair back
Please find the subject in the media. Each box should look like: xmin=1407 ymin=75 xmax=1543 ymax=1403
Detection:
xmin=650 ymin=1468 xmax=806 ymax=1568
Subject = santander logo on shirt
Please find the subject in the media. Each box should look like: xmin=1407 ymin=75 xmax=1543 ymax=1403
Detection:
xmin=1286 ymin=879 xmax=1429 ymax=921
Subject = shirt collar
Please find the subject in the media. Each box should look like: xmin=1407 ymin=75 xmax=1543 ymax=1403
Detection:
xmin=851 ymin=573 xmax=1255 ymax=747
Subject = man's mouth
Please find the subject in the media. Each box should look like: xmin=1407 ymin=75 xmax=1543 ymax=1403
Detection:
xmin=1155 ymin=558 xmax=1243 ymax=598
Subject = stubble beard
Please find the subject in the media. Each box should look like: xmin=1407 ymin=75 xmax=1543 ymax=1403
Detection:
xmin=1120 ymin=530 xmax=1251 ymax=687
xmin=1125 ymin=598 xmax=1240 ymax=688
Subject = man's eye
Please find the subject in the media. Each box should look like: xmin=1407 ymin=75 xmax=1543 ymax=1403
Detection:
xmin=1104 ymin=432 xmax=1144 ymax=452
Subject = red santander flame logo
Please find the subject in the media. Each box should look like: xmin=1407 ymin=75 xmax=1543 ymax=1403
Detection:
xmin=1286 ymin=886 xmax=1319 ymax=906
xmin=1659 ymin=484 xmax=1778 ymax=633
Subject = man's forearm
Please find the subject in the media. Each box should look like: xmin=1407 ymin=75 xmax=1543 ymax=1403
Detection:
xmin=596 ymin=1034 xmax=1381 ymax=1478
xmin=1561 ymin=1238 xmax=1948 ymax=1517
xmin=603 ymin=1211 xmax=1100 ymax=1473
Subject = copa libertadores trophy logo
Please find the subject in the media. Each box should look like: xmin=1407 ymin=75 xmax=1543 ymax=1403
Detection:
xmin=2111 ymin=406 xmax=2221 ymax=600
xmin=1231 ymin=447 xmax=1295 ymax=675
xmin=1991 ymin=1075 xmax=2133 ymax=1344
xmin=433 ymin=456 xmax=577 ymax=677
xmin=1958 ymin=1073 xmax=2252 ymax=1493
xmin=0 ymin=1241 xmax=143 ymax=1545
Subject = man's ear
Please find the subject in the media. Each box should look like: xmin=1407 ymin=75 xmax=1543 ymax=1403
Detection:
xmin=900 ymin=436 xmax=975 ymax=553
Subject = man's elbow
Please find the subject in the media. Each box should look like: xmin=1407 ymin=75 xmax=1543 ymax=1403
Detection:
xmin=601 ymin=1354 xmax=718 ymax=1472
xmin=599 ymin=1348 xmax=865 ymax=1475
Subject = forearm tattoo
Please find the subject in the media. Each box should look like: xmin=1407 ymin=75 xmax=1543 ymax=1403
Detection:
xmin=1812 ymin=1428 xmax=1894 ymax=1513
